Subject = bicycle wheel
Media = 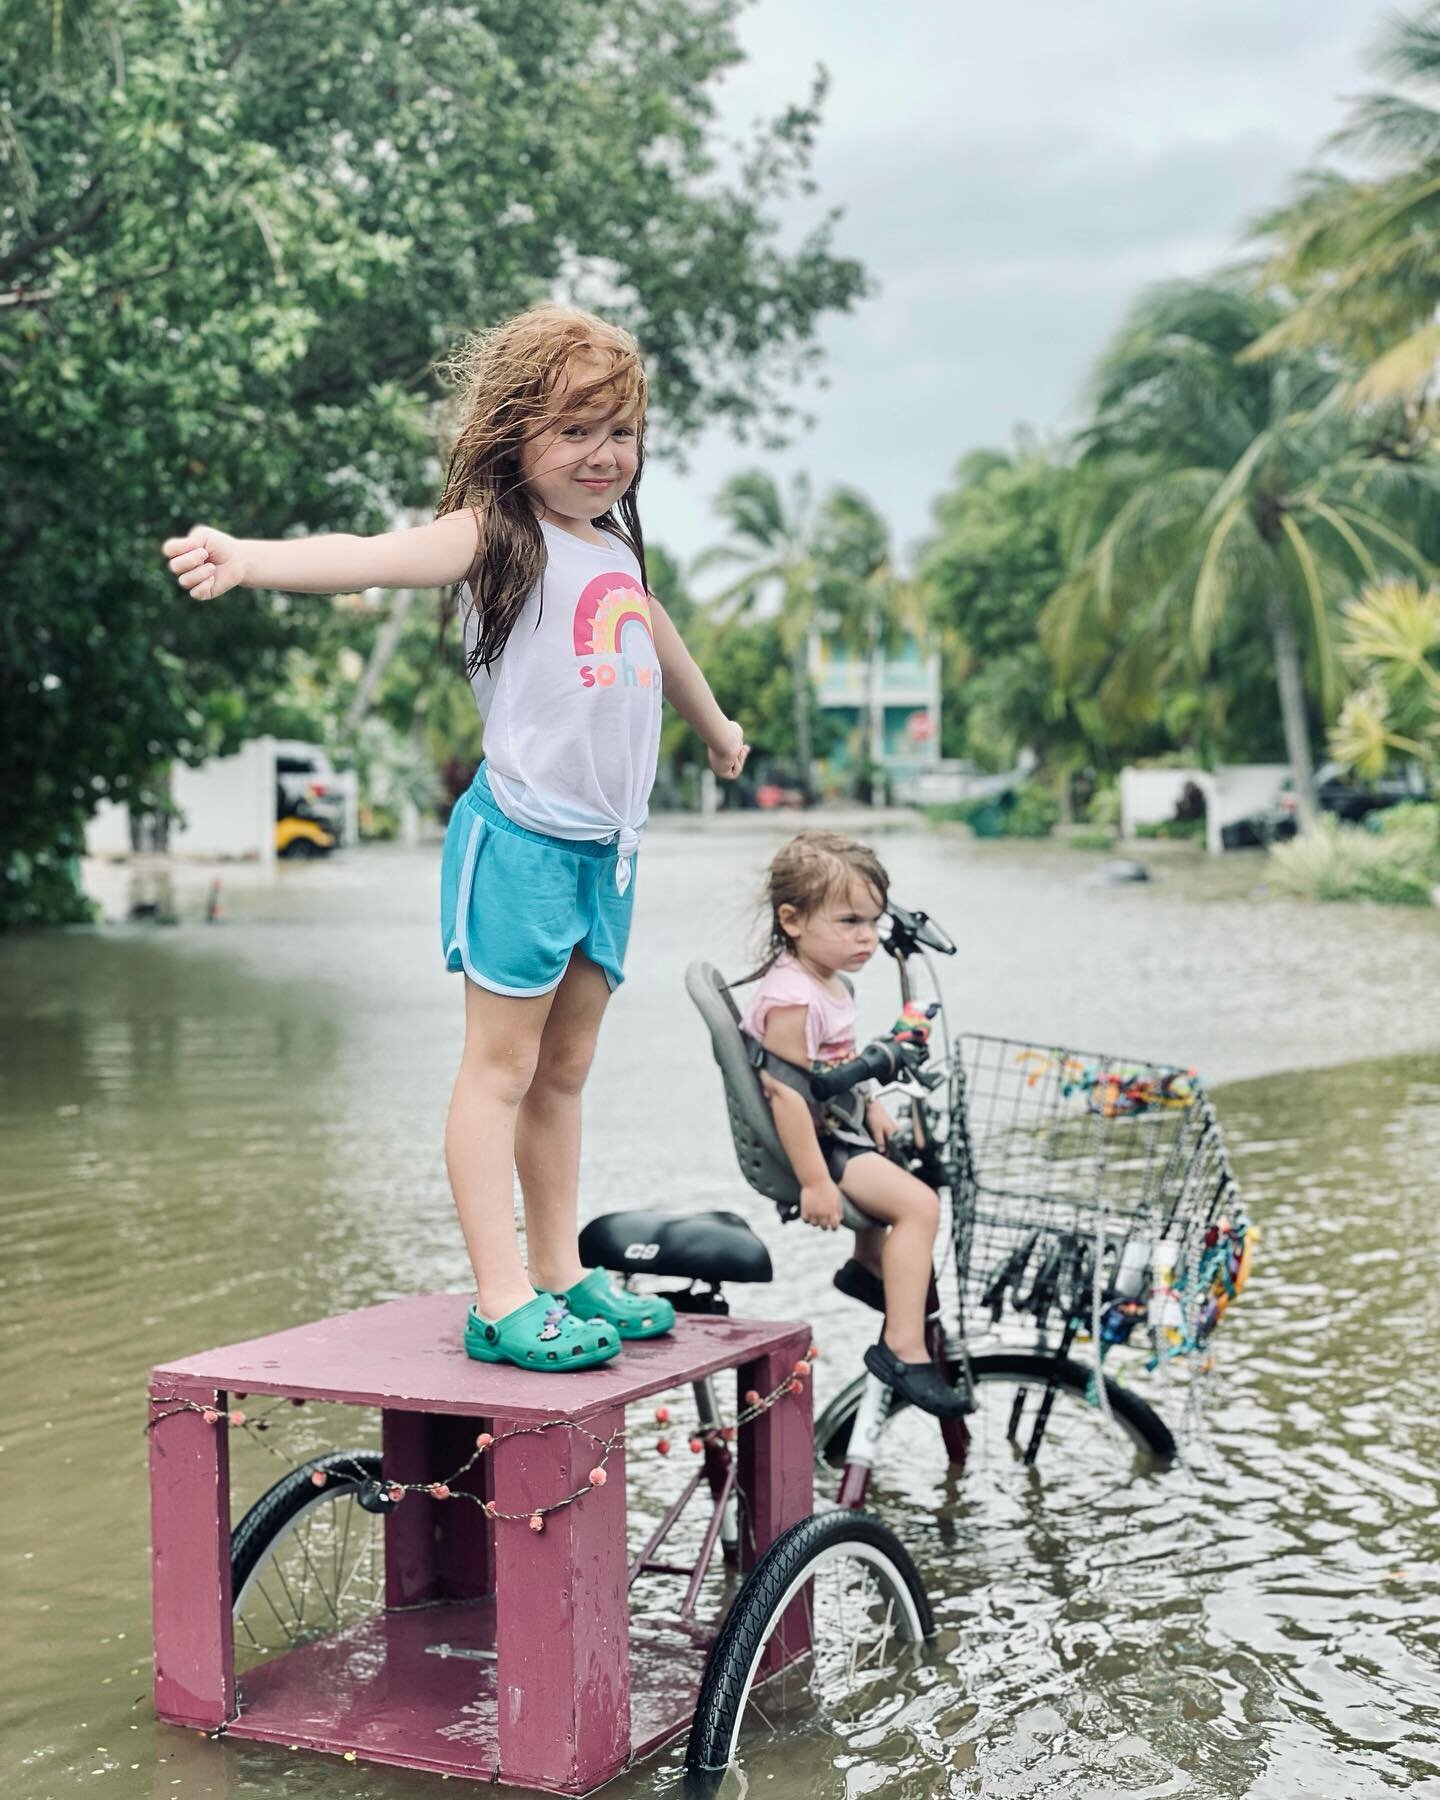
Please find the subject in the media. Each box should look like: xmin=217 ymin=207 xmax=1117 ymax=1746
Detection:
xmin=814 ymin=1351 xmax=1174 ymax=1508
xmin=230 ymin=1450 xmax=390 ymax=1668
xmin=685 ymin=1511 xmax=932 ymax=1779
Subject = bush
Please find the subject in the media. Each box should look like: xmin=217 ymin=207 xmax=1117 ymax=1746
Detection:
xmin=1269 ymin=814 xmax=1439 ymax=906
xmin=1369 ymin=800 xmax=1440 ymax=849
xmin=1134 ymin=817 xmax=1206 ymax=842
xmin=926 ymin=785 xmax=1060 ymax=839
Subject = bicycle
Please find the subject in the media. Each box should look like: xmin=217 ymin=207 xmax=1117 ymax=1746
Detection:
xmin=222 ymin=897 xmax=1247 ymax=1780
xmin=685 ymin=898 xmax=1248 ymax=1510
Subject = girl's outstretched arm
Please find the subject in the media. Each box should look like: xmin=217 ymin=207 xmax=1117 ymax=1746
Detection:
xmin=649 ymin=598 xmax=749 ymax=778
xmin=161 ymin=509 xmax=481 ymax=602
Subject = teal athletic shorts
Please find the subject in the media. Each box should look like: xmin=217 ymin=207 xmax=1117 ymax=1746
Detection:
xmin=440 ymin=764 xmax=637 ymax=995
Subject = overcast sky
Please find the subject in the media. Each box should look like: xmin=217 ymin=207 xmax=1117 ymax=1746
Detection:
xmin=640 ymin=0 xmax=1394 ymax=575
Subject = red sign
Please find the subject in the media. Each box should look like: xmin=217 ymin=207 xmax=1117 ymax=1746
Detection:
xmin=907 ymin=711 xmax=933 ymax=742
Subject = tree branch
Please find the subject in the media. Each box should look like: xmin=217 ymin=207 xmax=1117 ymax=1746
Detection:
xmin=1 ymin=254 xmax=175 ymax=310
xmin=0 ymin=170 xmax=116 ymax=284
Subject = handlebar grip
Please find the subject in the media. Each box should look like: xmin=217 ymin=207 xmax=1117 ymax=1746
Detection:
xmin=809 ymin=1052 xmax=883 ymax=1101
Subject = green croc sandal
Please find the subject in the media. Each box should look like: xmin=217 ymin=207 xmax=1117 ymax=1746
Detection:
xmin=465 ymin=1294 xmax=620 ymax=1370
xmin=557 ymin=1269 xmax=676 ymax=1341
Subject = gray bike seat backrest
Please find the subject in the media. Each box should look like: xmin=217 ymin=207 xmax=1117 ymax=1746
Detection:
xmin=684 ymin=959 xmax=876 ymax=1231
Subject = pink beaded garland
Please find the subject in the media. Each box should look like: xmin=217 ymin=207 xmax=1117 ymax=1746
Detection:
xmin=588 ymin=1467 xmax=607 ymax=1487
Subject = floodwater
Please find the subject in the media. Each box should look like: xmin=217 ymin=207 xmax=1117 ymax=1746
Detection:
xmin=2 ymin=820 xmax=1438 ymax=1799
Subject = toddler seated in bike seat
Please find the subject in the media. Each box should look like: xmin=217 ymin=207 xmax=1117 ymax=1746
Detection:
xmin=736 ymin=831 xmax=970 ymax=1421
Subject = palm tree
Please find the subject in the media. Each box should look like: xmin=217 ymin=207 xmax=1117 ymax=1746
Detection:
xmin=693 ymin=471 xmax=824 ymax=797
xmin=1329 ymin=578 xmax=1440 ymax=784
xmin=1248 ymin=4 xmax=1440 ymax=404
xmin=811 ymin=490 xmax=931 ymax=791
xmin=695 ymin=474 xmax=920 ymax=799
xmin=1045 ymin=281 xmax=1435 ymax=828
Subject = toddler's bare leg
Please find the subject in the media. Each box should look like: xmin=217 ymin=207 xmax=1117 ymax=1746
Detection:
xmin=837 ymin=1155 xmax=940 ymax=1365
xmin=853 ymin=1223 xmax=887 ymax=1275
xmin=445 ymin=976 xmax=555 ymax=1319
xmin=515 ymin=951 xmax=612 ymax=1294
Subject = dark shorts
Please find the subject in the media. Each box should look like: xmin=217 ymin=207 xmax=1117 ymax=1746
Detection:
xmin=821 ymin=1132 xmax=882 ymax=1185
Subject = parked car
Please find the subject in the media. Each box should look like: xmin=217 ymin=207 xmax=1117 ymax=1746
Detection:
xmin=1228 ymin=761 xmax=1427 ymax=846
xmin=275 ymin=800 xmax=337 ymax=859
xmin=273 ymin=742 xmax=344 ymax=858
xmin=275 ymin=746 xmax=344 ymax=830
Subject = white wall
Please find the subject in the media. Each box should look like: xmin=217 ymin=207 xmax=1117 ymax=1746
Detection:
xmin=1120 ymin=768 xmax=1194 ymax=839
xmin=170 ymin=737 xmax=276 ymax=861
xmin=1202 ymin=764 xmax=1289 ymax=855
xmin=84 ymin=737 xmax=280 ymax=863
xmin=86 ymin=799 xmax=133 ymax=857
xmin=1120 ymin=763 xmax=1290 ymax=852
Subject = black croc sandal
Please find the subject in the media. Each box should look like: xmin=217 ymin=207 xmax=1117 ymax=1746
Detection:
xmin=864 ymin=1337 xmax=975 ymax=1419
xmin=833 ymin=1258 xmax=886 ymax=1314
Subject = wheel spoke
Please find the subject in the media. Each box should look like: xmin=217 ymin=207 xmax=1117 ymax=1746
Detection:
xmin=233 ymin=1463 xmax=388 ymax=1669
xmin=290 ymin=1514 xmax=343 ymax=1627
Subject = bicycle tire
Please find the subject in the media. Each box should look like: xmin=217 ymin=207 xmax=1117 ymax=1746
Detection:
xmin=230 ymin=1449 xmax=384 ymax=1627
xmin=685 ymin=1510 xmax=932 ymax=1778
xmin=814 ymin=1351 xmax=1176 ymax=1468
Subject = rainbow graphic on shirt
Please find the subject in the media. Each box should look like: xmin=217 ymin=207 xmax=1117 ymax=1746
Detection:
xmin=573 ymin=573 xmax=655 ymax=658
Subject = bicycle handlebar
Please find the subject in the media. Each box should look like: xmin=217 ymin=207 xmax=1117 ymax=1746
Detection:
xmin=809 ymin=1032 xmax=934 ymax=1101
xmin=886 ymin=902 xmax=957 ymax=959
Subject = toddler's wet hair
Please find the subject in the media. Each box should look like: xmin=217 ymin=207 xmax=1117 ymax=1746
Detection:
xmin=751 ymin=830 xmax=889 ymax=975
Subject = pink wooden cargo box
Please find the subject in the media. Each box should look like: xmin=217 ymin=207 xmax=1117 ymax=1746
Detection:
xmin=149 ymin=1295 xmax=813 ymax=1793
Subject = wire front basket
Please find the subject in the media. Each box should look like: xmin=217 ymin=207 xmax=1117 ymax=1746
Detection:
xmin=947 ymin=1034 xmax=1242 ymax=1349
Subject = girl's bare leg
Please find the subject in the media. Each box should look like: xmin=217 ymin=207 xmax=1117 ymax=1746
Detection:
xmin=445 ymin=976 xmax=556 ymax=1320
xmin=837 ymin=1155 xmax=940 ymax=1365
xmin=514 ymin=951 xmax=612 ymax=1295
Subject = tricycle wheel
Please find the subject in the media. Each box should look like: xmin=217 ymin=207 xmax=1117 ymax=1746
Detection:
xmin=684 ymin=1510 xmax=931 ymax=1779
xmin=230 ymin=1449 xmax=390 ymax=1666
xmin=814 ymin=1350 xmax=1175 ymax=1492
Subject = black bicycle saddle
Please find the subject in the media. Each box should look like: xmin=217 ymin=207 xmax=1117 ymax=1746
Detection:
xmin=578 ymin=1209 xmax=774 ymax=1285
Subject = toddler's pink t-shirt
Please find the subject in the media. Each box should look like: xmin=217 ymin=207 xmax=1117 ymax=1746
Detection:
xmin=739 ymin=954 xmax=857 ymax=1065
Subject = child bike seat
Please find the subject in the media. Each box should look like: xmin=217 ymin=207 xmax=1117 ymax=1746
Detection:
xmin=579 ymin=1208 xmax=774 ymax=1284
xmin=684 ymin=959 xmax=877 ymax=1230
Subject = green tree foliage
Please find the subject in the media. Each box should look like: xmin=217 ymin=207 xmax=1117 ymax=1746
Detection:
xmin=918 ymin=447 xmax=1120 ymax=771
xmin=662 ymin=614 xmax=836 ymax=787
xmin=696 ymin=472 xmax=925 ymax=793
xmin=1044 ymin=280 xmax=1437 ymax=825
xmin=1 ymin=0 xmax=869 ymax=924
xmin=1329 ymin=578 xmax=1440 ymax=786
xmin=693 ymin=470 xmax=826 ymax=795
xmin=1249 ymin=2 xmax=1440 ymax=404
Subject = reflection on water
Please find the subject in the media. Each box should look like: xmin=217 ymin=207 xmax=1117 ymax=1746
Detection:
xmin=2 ymin=829 xmax=1438 ymax=1797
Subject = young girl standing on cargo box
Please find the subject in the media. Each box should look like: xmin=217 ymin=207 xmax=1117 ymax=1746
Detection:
xmin=163 ymin=305 xmax=748 ymax=1371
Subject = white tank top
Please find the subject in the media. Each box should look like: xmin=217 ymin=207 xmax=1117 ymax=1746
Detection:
xmin=461 ymin=519 xmax=662 ymax=893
